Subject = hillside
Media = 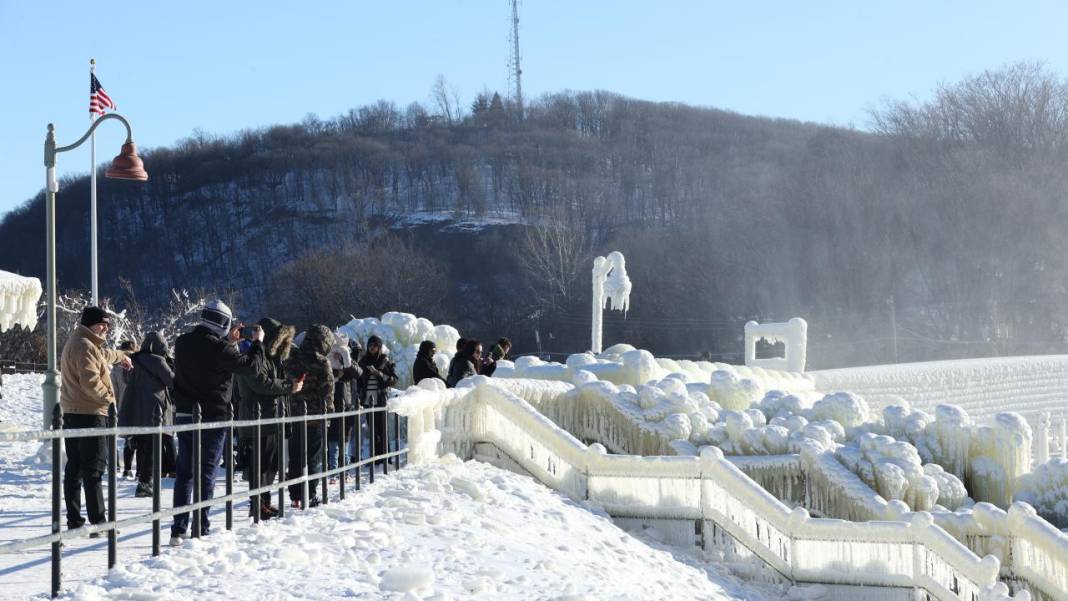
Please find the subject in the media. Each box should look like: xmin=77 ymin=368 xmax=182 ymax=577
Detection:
xmin=3 ymin=73 xmax=1068 ymax=367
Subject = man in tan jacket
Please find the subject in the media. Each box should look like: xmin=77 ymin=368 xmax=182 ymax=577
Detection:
xmin=60 ymin=306 xmax=131 ymax=532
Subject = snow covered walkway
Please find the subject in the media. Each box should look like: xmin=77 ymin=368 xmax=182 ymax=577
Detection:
xmin=59 ymin=458 xmax=772 ymax=600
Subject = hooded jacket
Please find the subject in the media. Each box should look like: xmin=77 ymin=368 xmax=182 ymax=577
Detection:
xmin=285 ymin=324 xmax=335 ymax=416
xmin=413 ymin=342 xmax=444 ymax=384
xmin=118 ymin=332 xmax=175 ymax=428
xmin=235 ymin=318 xmax=295 ymax=432
xmin=60 ymin=325 xmax=129 ymax=416
xmin=173 ymin=325 xmax=264 ymax=420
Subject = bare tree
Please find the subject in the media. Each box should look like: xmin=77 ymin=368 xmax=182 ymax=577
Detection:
xmin=518 ymin=219 xmax=591 ymax=313
xmin=430 ymin=74 xmax=464 ymax=125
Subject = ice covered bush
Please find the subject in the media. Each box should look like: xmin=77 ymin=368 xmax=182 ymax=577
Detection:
xmin=337 ymin=312 xmax=460 ymax=389
xmin=1015 ymin=458 xmax=1068 ymax=528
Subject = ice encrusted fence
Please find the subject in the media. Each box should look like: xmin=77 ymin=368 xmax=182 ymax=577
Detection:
xmin=390 ymin=380 xmax=1021 ymax=601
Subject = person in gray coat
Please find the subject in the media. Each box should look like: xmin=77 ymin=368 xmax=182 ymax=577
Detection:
xmin=118 ymin=332 xmax=175 ymax=497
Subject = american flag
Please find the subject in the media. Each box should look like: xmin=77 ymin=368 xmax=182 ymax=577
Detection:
xmin=90 ymin=73 xmax=116 ymax=117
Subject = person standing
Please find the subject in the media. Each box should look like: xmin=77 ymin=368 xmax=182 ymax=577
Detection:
xmin=118 ymin=332 xmax=174 ymax=498
xmin=60 ymin=307 xmax=131 ymax=534
xmin=285 ymin=325 xmax=334 ymax=508
xmin=170 ymin=301 xmax=264 ymax=545
xmin=235 ymin=318 xmax=301 ymax=519
xmin=481 ymin=337 xmax=511 ymax=377
xmin=326 ymin=335 xmax=360 ymax=483
xmin=113 ymin=340 xmax=136 ymax=479
xmin=358 ymin=336 xmax=398 ymax=467
xmin=446 ymin=339 xmax=482 ymax=388
xmin=413 ymin=341 xmax=445 ymax=384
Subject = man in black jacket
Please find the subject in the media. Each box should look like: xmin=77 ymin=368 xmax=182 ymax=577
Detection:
xmin=285 ymin=324 xmax=335 ymax=508
xmin=170 ymin=300 xmax=264 ymax=545
xmin=235 ymin=318 xmax=301 ymax=519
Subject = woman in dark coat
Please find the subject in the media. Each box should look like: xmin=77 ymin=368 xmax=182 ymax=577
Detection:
xmin=446 ymin=339 xmax=481 ymax=388
xmin=118 ymin=331 xmax=174 ymax=497
xmin=413 ymin=341 xmax=445 ymax=385
xmin=358 ymin=336 xmax=398 ymax=467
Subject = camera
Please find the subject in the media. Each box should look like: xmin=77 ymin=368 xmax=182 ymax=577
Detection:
xmin=240 ymin=326 xmax=257 ymax=340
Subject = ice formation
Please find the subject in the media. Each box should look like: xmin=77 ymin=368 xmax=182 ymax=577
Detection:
xmin=744 ymin=317 xmax=808 ymax=372
xmin=590 ymin=251 xmax=631 ymax=353
xmin=0 ymin=270 xmax=42 ymax=332
xmin=1015 ymin=458 xmax=1068 ymax=528
xmin=336 ymin=312 xmax=460 ymax=388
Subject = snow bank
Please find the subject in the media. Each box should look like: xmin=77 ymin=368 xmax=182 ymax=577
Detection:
xmin=337 ymin=312 xmax=460 ymax=388
xmin=58 ymin=459 xmax=759 ymax=601
xmin=0 ymin=270 xmax=41 ymax=332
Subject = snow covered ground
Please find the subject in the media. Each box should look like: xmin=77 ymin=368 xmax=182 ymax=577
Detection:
xmin=0 ymin=374 xmax=778 ymax=600
xmin=60 ymin=459 xmax=777 ymax=601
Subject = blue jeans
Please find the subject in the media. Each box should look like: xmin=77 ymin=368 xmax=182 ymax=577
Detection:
xmin=172 ymin=415 xmax=228 ymax=536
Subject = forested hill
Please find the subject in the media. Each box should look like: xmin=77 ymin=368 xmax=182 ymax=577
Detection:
xmin=3 ymin=67 xmax=1068 ymax=368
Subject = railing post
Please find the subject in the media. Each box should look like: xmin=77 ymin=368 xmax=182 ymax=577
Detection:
xmin=301 ymin=399 xmax=308 ymax=510
xmin=152 ymin=429 xmax=161 ymax=556
xmin=321 ymin=410 xmax=328 ymax=505
xmin=393 ymin=412 xmax=401 ymax=469
xmin=106 ymin=404 xmax=117 ymax=569
xmin=51 ymin=404 xmax=63 ymax=598
xmin=277 ymin=397 xmax=286 ymax=520
xmin=339 ymin=409 xmax=347 ymax=500
xmin=224 ymin=416 xmax=233 ymax=531
xmin=379 ymin=408 xmax=388 ymax=476
xmin=191 ymin=402 xmax=202 ymax=538
xmin=368 ymin=408 xmax=375 ymax=484
xmin=252 ymin=402 xmax=261 ymax=524
xmin=354 ymin=408 xmax=362 ymax=491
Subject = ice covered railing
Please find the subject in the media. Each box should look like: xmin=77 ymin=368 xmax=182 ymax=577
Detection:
xmin=336 ymin=312 xmax=461 ymax=389
xmin=388 ymin=378 xmax=1014 ymax=601
xmin=495 ymin=344 xmax=816 ymax=393
xmin=0 ymin=270 xmax=42 ymax=332
xmin=811 ymin=356 xmax=1068 ymax=463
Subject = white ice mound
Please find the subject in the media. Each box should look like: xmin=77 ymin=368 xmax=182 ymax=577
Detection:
xmin=379 ymin=566 xmax=435 ymax=593
xmin=0 ymin=270 xmax=42 ymax=332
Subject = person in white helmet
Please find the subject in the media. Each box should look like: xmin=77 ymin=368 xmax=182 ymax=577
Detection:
xmin=169 ymin=300 xmax=265 ymax=544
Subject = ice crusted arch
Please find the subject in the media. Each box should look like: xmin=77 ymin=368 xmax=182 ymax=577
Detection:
xmin=591 ymin=251 xmax=631 ymax=354
xmin=0 ymin=270 xmax=42 ymax=332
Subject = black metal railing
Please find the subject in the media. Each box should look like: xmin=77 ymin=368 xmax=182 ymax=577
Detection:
xmin=0 ymin=401 xmax=407 ymax=597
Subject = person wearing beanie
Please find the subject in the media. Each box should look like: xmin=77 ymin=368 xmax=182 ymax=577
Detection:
xmin=357 ymin=335 xmax=398 ymax=469
xmin=169 ymin=300 xmax=266 ymax=544
xmin=59 ymin=306 xmax=132 ymax=533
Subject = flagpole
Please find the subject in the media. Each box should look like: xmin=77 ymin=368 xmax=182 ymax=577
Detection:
xmin=90 ymin=58 xmax=98 ymax=306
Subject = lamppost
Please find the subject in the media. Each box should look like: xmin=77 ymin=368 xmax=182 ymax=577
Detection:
xmin=42 ymin=114 xmax=147 ymax=428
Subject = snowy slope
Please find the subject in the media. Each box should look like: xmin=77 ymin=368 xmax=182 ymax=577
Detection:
xmin=59 ymin=458 xmax=772 ymax=601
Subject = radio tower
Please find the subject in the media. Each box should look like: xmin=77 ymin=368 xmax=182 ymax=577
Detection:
xmin=508 ymin=0 xmax=524 ymax=118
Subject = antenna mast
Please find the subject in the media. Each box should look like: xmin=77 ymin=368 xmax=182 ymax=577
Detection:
xmin=509 ymin=0 xmax=524 ymax=118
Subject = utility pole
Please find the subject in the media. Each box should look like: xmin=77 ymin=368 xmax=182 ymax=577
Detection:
xmin=509 ymin=0 xmax=524 ymax=119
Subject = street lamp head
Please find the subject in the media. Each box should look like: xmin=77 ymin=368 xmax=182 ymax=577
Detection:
xmin=104 ymin=141 xmax=148 ymax=181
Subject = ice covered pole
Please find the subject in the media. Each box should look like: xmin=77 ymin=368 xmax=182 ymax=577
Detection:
xmin=591 ymin=251 xmax=631 ymax=354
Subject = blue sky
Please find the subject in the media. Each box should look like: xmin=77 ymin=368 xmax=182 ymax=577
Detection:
xmin=1 ymin=0 xmax=1066 ymax=218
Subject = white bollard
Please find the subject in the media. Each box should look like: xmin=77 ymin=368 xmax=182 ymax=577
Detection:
xmin=1035 ymin=412 xmax=1050 ymax=466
